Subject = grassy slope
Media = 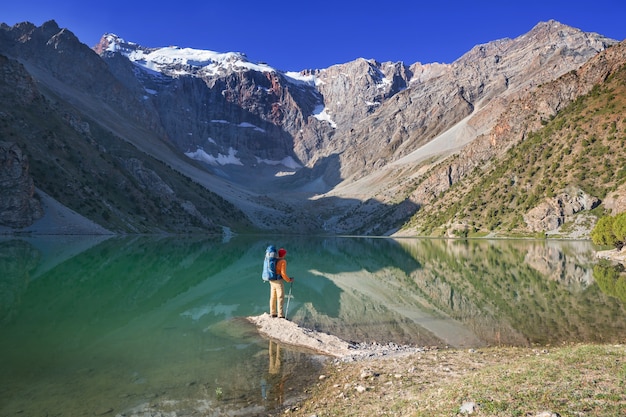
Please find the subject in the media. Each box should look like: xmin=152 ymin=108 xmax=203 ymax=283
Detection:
xmin=288 ymin=344 xmax=625 ymax=417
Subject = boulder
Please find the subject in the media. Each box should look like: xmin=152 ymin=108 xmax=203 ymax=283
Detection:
xmin=524 ymin=189 xmax=599 ymax=232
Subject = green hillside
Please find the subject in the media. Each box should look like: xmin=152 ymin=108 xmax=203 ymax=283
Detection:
xmin=404 ymin=64 xmax=626 ymax=237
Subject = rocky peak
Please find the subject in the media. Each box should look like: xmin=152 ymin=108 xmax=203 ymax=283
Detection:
xmin=323 ymin=21 xmax=618 ymax=183
xmin=523 ymin=19 xmax=613 ymax=48
xmin=310 ymin=58 xmax=412 ymax=130
xmin=100 ymin=33 xmax=271 ymax=78
xmin=0 ymin=20 xmax=79 ymax=60
xmin=93 ymin=33 xmax=135 ymax=55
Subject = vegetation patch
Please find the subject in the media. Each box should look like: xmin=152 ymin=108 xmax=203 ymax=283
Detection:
xmin=285 ymin=344 xmax=626 ymax=417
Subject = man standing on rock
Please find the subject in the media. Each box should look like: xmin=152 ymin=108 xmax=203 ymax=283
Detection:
xmin=269 ymin=248 xmax=293 ymax=318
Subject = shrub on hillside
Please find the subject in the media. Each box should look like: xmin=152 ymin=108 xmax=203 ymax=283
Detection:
xmin=591 ymin=212 xmax=626 ymax=249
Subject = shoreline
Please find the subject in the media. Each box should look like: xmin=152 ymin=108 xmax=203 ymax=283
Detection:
xmin=283 ymin=342 xmax=625 ymax=417
xmin=246 ymin=314 xmax=625 ymax=417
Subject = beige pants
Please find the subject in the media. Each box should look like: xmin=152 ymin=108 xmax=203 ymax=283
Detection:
xmin=269 ymin=279 xmax=285 ymax=317
xmin=269 ymin=340 xmax=281 ymax=374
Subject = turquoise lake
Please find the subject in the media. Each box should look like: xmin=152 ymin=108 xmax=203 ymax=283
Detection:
xmin=1 ymin=235 xmax=625 ymax=416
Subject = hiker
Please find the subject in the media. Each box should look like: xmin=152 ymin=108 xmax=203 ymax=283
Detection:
xmin=269 ymin=248 xmax=293 ymax=318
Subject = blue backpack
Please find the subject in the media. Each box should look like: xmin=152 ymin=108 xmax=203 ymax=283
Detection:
xmin=262 ymin=245 xmax=278 ymax=281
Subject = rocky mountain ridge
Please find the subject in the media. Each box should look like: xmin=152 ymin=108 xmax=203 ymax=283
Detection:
xmin=394 ymin=40 xmax=626 ymax=237
xmin=0 ymin=27 xmax=251 ymax=234
xmin=0 ymin=19 xmax=623 ymax=236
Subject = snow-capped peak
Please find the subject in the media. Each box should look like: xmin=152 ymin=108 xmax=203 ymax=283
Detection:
xmin=100 ymin=33 xmax=275 ymax=77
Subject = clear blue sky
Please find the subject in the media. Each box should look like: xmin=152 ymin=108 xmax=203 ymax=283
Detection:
xmin=3 ymin=0 xmax=625 ymax=72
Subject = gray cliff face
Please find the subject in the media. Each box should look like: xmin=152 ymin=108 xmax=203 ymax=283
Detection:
xmin=0 ymin=55 xmax=44 ymax=228
xmin=95 ymin=33 xmax=326 ymax=168
xmin=311 ymin=58 xmax=412 ymax=130
xmin=0 ymin=141 xmax=43 ymax=227
xmin=156 ymin=70 xmax=319 ymax=164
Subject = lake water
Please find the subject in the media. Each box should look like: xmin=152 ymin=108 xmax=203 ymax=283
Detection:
xmin=1 ymin=235 xmax=625 ymax=416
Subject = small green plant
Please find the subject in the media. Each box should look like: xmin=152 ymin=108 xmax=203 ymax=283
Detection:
xmin=215 ymin=387 xmax=223 ymax=400
xmin=591 ymin=212 xmax=626 ymax=249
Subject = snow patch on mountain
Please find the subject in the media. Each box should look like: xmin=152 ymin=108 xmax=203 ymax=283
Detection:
xmin=238 ymin=122 xmax=265 ymax=133
xmin=184 ymin=147 xmax=301 ymax=170
xmin=185 ymin=147 xmax=243 ymax=166
xmin=207 ymin=119 xmax=265 ymax=132
xmin=256 ymin=156 xmax=302 ymax=170
xmin=103 ymin=34 xmax=276 ymax=77
xmin=284 ymin=71 xmax=321 ymax=86
xmin=312 ymin=105 xmax=337 ymax=128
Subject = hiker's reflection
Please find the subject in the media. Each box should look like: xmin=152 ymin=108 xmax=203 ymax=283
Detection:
xmin=262 ymin=339 xmax=286 ymax=406
xmin=269 ymin=339 xmax=281 ymax=375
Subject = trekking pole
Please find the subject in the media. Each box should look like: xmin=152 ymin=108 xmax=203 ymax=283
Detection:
xmin=285 ymin=280 xmax=293 ymax=319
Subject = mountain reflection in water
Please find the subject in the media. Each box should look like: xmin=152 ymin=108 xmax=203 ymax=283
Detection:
xmin=1 ymin=235 xmax=624 ymax=416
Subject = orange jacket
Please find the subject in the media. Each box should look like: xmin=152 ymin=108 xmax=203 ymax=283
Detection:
xmin=276 ymin=258 xmax=292 ymax=282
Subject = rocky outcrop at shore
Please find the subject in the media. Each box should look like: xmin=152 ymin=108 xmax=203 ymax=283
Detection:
xmin=247 ymin=313 xmax=426 ymax=361
xmin=524 ymin=188 xmax=599 ymax=232
xmin=596 ymin=247 xmax=626 ymax=265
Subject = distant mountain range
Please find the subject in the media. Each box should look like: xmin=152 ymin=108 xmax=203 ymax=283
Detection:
xmin=1 ymin=19 xmax=625 ymax=237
